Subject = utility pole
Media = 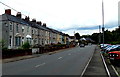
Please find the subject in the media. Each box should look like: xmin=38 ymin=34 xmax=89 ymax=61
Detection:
xmin=74 ymin=31 xmax=76 ymax=45
xmin=74 ymin=31 xmax=76 ymax=40
xmin=102 ymin=0 xmax=105 ymax=46
xmin=99 ymin=25 xmax=101 ymax=44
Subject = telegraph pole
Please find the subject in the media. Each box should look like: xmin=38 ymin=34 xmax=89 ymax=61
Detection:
xmin=99 ymin=25 xmax=101 ymax=44
xmin=102 ymin=0 xmax=105 ymax=46
xmin=74 ymin=31 xmax=76 ymax=40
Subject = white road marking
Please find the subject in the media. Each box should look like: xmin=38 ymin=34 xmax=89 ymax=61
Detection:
xmin=111 ymin=65 xmax=120 ymax=77
xmin=58 ymin=57 xmax=62 ymax=60
xmin=35 ymin=63 xmax=46 ymax=68
xmin=80 ymin=54 xmax=93 ymax=77
xmin=100 ymin=52 xmax=111 ymax=77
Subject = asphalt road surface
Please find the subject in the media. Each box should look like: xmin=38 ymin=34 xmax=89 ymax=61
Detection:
xmin=2 ymin=45 xmax=96 ymax=75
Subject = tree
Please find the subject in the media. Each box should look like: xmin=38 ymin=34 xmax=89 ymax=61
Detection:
xmin=104 ymin=30 xmax=113 ymax=43
xmin=91 ymin=33 xmax=99 ymax=44
xmin=0 ymin=39 xmax=7 ymax=49
xmin=75 ymin=33 xmax=80 ymax=40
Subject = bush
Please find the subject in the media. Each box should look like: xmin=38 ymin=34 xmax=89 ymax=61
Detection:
xmin=109 ymin=41 xmax=120 ymax=45
xmin=22 ymin=42 xmax=30 ymax=49
xmin=2 ymin=47 xmax=8 ymax=50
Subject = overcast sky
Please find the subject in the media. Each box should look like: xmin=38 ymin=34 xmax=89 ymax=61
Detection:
xmin=0 ymin=0 xmax=120 ymax=36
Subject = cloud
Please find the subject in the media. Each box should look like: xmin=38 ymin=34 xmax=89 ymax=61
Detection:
xmin=60 ymin=21 xmax=119 ymax=36
xmin=62 ymin=29 xmax=99 ymax=36
xmin=0 ymin=0 xmax=119 ymax=36
xmin=62 ymin=26 xmax=118 ymax=36
xmin=58 ymin=21 xmax=118 ymax=31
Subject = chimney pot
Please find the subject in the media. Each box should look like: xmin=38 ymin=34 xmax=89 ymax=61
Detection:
xmin=32 ymin=19 xmax=36 ymax=22
xmin=5 ymin=9 xmax=11 ymax=15
xmin=43 ymin=23 xmax=46 ymax=27
xmin=16 ymin=12 xmax=22 ymax=18
xmin=37 ymin=21 xmax=42 ymax=25
xmin=25 ymin=16 xmax=30 ymax=21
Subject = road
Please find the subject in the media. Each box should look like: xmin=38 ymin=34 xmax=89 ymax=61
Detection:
xmin=2 ymin=45 xmax=96 ymax=75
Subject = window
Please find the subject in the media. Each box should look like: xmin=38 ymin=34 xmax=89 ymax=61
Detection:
xmin=9 ymin=36 xmax=12 ymax=46
xmin=27 ymin=27 xmax=29 ymax=32
xmin=4 ymin=23 xmax=8 ymax=27
xmin=36 ymin=30 xmax=37 ymax=35
xmin=42 ymin=39 xmax=44 ymax=45
xmin=22 ymin=37 xmax=24 ymax=40
xmin=10 ymin=25 xmax=12 ymax=31
xmin=19 ymin=37 xmax=21 ymax=46
xmin=22 ymin=28 xmax=24 ymax=33
xmin=22 ymin=27 xmax=24 ymax=33
xmin=15 ymin=37 xmax=18 ymax=46
xmin=16 ymin=24 xmax=19 ymax=32
xmin=35 ymin=38 xmax=37 ymax=44
xmin=22 ymin=37 xmax=24 ymax=45
xmin=15 ymin=37 xmax=21 ymax=46
xmin=32 ymin=30 xmax=34 ymax=34
xmin=34 ymin=29 xmax=36 ymax=34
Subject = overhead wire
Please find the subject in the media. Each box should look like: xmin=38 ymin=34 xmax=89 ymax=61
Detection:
xmin=0 ymin=1 xmax=31 ymax=18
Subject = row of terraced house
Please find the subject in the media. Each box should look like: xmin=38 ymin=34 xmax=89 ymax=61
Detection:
xmin=0 ymin=9 xmax=72 ymax=49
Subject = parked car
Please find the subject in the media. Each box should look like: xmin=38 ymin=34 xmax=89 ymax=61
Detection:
xmin=79 ymin=44 xmax=85 ymax=47
xmin=100 ymin=44 xmax=111 ymax=49
xmin=108 ymin=51 xmax=120 ymax=63
xmin=101 ymin=45 xmax=112 ymax=51
xmin=100 ymin=44 xmax=112 ymax=54
xmin=105 ymin=45 xmax=120 ymax=53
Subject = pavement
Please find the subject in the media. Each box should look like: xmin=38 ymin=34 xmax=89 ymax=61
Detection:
xmin=82 ymin=46 xmax=108 ymax=76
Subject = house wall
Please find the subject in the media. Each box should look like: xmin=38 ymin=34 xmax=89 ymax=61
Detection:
xmin=0 ymin=13 xmax=68 ymax=49
xmin=2 ymin=21 xmax=9 ymax=48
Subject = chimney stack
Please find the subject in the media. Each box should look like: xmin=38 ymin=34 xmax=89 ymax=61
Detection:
xmin=32 ymin=19 xmax=36 ymax=22
xmin=5 ymin=9 xmax=11 ymax=15
xmin=25 ymin=16 xmax=30 ymax=21
xmin=16 ymin=12 xmax=22 ymax=18
xmin=43 ymin=23 xmax=46 ymax=27
xmin=37 ymin=21 xmax=42 ymax=25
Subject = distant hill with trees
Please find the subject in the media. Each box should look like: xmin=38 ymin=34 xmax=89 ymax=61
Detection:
xmin=89 ymin=26 xmax=120 ymax=44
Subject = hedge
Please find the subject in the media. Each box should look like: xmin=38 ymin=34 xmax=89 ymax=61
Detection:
xmin=2 ymin=49 xmax=32 ymax=59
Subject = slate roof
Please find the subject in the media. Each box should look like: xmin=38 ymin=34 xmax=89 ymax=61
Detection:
xmin=0 ymin=14 xmax=66 ymax=35
xmin=1 ymin=14 xmax=50 ymax=31
xmin=1 ymin=14 xmax=29 ymax=26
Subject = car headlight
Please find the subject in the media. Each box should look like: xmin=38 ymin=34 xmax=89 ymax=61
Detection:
xmin=113 ymin=55 xmax=114 ymax=56
xmin=116 ymin=54 xmax=119 ymax=57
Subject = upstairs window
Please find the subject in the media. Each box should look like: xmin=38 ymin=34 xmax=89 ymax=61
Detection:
xmin=4 ymin=23 xmax=8 ymax=27
xmin=32 ymin=30 xmax=34 ymax=34
xmin=10 ymin=25 xmax=12 ymax=31
xmin=22 ymin=27 xmax=24 ymax=33
xmin=27 ymin=27 xmax=29 ymax=32
xmin=16 ymin=24 xmax=19 ymax=32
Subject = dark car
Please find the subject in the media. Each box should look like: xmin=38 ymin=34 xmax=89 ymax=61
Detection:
xmin=106 ymin=45 xmax=120 ymax=53
xmin=79 ymin=44 xmax=85 ymax=47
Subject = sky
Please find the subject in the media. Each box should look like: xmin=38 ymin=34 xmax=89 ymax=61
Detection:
xmin=0 ymin=0 xmax=120 ymax=36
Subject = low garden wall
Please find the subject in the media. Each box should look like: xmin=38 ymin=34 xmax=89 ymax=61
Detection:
xmin=2 ymin=49 xmax=32 ymax=59
xmin=2 ymin=44 xmax=76 ymax=59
